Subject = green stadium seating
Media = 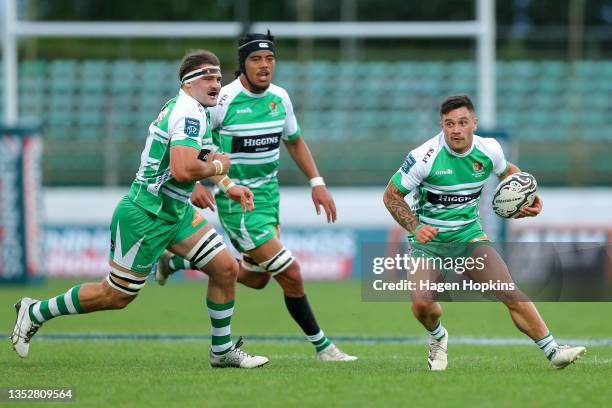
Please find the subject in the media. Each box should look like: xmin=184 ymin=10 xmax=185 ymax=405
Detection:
xmin=7 ymin=59 xmax=611 ymax=186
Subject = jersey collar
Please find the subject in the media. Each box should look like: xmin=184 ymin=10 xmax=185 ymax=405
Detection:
xmin=440 ymin=132 xmax=475 ymax=157
xmin=237 ymin=77 xmax=269 ymax=98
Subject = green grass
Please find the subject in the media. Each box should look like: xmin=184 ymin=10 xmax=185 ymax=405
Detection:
xmin=1 ymin=279 xmax=611 ymax=407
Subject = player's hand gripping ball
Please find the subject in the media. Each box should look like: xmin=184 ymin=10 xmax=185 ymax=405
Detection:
xmin=492 ymin=172 xmax=538 ymax=218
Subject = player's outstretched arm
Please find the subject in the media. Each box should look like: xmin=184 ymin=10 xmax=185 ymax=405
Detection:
xmin=498 ymin=162 xmax=543 ymax=218
xmin=170 ymin=146 xmax=229 ymax=182
xmin=383 ymin=181 xmax=438 ymax=243
xmin=283 ymin=136 xmax=336 ymax=223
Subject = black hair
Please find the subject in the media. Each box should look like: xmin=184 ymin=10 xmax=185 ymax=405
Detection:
xmin=440 ymin=95 xmax=475 ymax=116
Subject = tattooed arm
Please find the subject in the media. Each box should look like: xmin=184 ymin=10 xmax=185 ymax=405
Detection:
xmin=383 ymin=181 xmax=420 ymax=233
xmin=383 ymin=181 xmax=439 ymax=243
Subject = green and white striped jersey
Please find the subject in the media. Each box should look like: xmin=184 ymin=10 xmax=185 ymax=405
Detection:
xmin=391 ymin=132 xmax=508 ymax=238
xmin=209 ymin=78 xmax=301 ymax=212
xmin=127 ymin=89 xmax=213 ymax=222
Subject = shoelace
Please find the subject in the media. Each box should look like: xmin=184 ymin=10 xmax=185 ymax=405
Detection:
xmin=229 ymin=336 xmax=253 ymax=359
xmin=429 ymin=341 xmax=446 ymax=359
xmin=12 ymin=322 xmax=39 ymax=345
xmin=24 ymin=324 xmax=40 ymax=344
xmin=552 ymin=345 xmax=571 ymax=356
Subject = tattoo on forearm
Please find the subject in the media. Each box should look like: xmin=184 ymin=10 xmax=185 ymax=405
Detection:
xmin=383 ymin=184 xmax=420 ymax=233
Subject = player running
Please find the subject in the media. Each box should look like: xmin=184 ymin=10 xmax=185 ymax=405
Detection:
xmin=11 ymin=50 xmax=268 ymax=369
xmin=156 ymin=32 xmax=356 ymax=361
xmin=383 ymin=95 xmax=586 ymax=371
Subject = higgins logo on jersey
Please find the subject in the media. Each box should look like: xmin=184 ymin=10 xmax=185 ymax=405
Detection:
xmin=232 ymin=133 xmax=281 ymax=153
xmin=426 ymin=191 xmax=481 ymax=206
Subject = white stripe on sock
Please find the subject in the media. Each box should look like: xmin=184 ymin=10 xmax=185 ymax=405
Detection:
xmin=306 ymin=330 xmax=325 ymax=343
xmin=32 ymin=302 xmax=45 ymax=323
xmin=48 ymin=297 xmax=60 ymax=316
xmin=208 ymin=307 xmax=234 ymax=320
xmin=211 ymin=341 xmax=233 ymax=353
xmin=429 ymin=323 xmax=445 ymax=339
xmin=64 ymin=289 xmax=77 ymax=314
xmin=536 ymin=335 xmax=552 ymax=347
xmin=543 ymin=340 xmax=558 ymax=356
xmin=212 ymin=326 xmax=231 ymax=337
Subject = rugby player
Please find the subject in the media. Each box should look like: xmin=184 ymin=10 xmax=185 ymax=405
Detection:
xmin=11 ymin=50 xmax=268 ymax=369
xmin=383 ymin=95 xmax=586 ymax=370
xmin=157 ymin=32 xmax=356 ymax=361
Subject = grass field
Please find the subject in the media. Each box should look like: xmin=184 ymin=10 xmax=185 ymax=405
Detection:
xmin=1 ymin=279 xmax=611 ymax=407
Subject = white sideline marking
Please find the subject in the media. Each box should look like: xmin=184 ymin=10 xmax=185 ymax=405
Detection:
xmin=1 ymin=333 xmax=611 ymax=346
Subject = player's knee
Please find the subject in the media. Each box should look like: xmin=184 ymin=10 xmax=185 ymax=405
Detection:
xmin=412 ymin=300 xmax=439 ymax=319
xmin=102 ymin=282 xmax=137 ymax=309
xmin=496 ymin=289 xmax=526 ymax=305
xmin=214 ymin=258 xmax=239 ymax=286
xmin=275 ymin=261 xmax=304 ymax=296
xmin=112 ymin=293 xmax=136 ymax=309
xmin=283 ymin=260 xmax=302 ymax=283
xmin=248 ymin=273 xmax=272 ymax=290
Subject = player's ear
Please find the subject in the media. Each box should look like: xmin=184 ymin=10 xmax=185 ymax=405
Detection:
xmin=473 ymin=116 xmax=478 ymax=131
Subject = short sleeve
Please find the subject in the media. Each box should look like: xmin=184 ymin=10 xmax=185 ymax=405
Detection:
xmin=391 ymin=150 xmax=427 ymax=194
xmin=281 ymin=94 xmax=301 ymax=141
xmin=169 ymin=109 xmax=204 ymax=150
xmin=484 ymin=137 xmax=508 ymax=176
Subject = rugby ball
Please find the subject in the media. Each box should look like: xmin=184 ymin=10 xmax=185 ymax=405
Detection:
xmin=492 ymin=172 xmax=537 ymax=218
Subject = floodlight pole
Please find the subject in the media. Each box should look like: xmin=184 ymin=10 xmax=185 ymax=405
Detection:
xmin=2 ymin=0 xmax=18 ymax=125
xmin=477 ymin=0 xmax=496 ymax=128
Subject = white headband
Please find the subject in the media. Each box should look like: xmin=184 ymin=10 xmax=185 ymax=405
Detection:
xmin=181 ymin=66 xmax=222 ymax=84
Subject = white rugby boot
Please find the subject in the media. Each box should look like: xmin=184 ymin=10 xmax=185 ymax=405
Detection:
xmin=549 ymin=345 xmax=587 ymax=369
xmin=316 ymin=343 xmax=358 ymax=361
xmin=11 ymin=298 xmax=42 ymax=358
xmin=428 ymin=331 xmax=448 ymax=371
xmin=155 ymin=250 xmax=176 ymax=286
xmin=209 ymin=337 xmax=269 ymax=368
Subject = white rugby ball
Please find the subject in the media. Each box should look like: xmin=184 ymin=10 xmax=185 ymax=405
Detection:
xmin=492 ymin=172 xmax=538 ymax=218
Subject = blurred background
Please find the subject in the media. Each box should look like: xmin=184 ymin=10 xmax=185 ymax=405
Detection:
xmin=1 ymin=0 xmax=610 ymax=283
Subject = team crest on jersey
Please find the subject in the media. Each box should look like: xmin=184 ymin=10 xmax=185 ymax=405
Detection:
xmin=401 ymin=154 xmax=416 ymax=173
xmin=269 ymin=101 xmax=280 ymax=116
xmin=184 ymin=117 xmax=200 ymax=137
xmin=472 ymin=160 xmax=485 ymax=178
